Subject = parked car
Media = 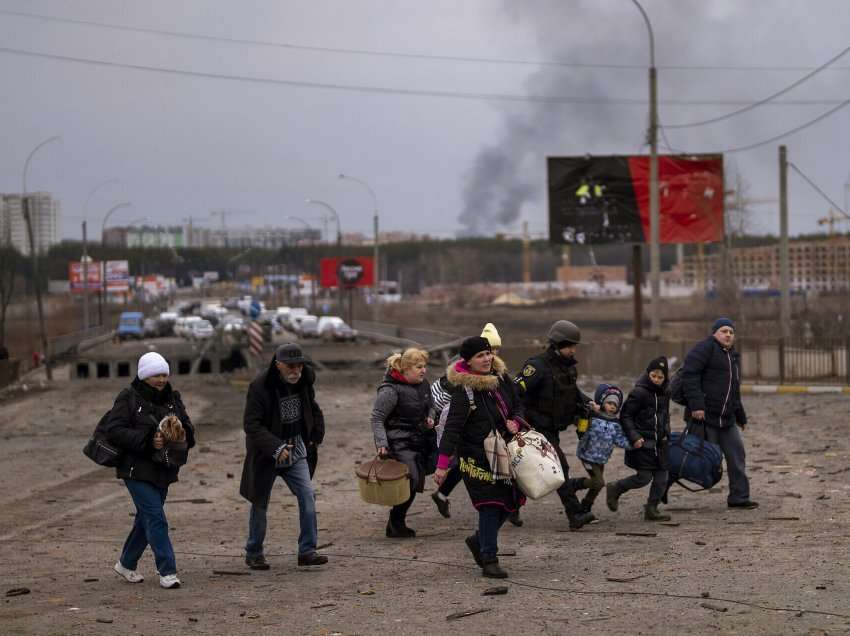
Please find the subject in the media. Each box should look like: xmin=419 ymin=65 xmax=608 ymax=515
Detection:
xmin=318 ymin=316 xmax=357 ymax=342
xmin=297 ymin=315 xmax=319 ymax=338
xmin=176 ymin=316 xmax=202 ymax=338
xmin=117 ymin=312 xmax=144 ymax=340
xmin=189 ymin=319 xmax=214 ymax=340
xmin=221 ymin=315 xmax=246 ymax=335
xmin=157 ymin=311 xmax=178 ymax=337
xmin=275 ymin=306 xmax=291 ymax=328
xmin=143 ymin=318 xmax=159 ymax=339
xmin=283 ymin=307 xmax=308 ymax=331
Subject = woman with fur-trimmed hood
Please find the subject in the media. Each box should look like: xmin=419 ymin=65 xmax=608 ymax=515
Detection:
xmin=434 ymin=336 xmax=524 ymax=579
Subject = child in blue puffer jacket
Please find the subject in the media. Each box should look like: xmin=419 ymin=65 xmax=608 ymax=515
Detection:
xmin=573 ymin=384 xmax=630 ymax=520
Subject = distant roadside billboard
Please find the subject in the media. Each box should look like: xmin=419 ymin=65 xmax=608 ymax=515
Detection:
xmin=69 ymin=261 xmax=102 ymax=293
xmin=548 ymin=154 xmax=724 ymax=245
xmin=105 ymin=260 xmax=130 ymax=293
xmin=319 ymin=257 xmax=375 ymax=289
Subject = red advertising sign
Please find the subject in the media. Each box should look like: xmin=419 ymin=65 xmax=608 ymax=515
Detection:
xmin=69 ymin=261 xmax=103 ymax=293
xmin=319 ymin=257 xmax=375 ymax=289
xmin=548 ymin=154 xmax=724 ymax=245
xmin=628 ymin=155 xmax=724 ymax=244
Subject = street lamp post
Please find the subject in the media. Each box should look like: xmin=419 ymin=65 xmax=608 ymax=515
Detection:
xmin=306 ymin=199 xmax=343 ymax=315
xmin=339 ymin=174 xmax=380 ymax=321
xmin=101 ymin=201 xmax=132 ymax=245
xmin=81 ymin=179 xmax=122 ymax=332
xmin=287 ymin=216 xmax=318 ymax=312
xmin=22 ymin=134 xmax=61 ymax=380
xmin=632 ymin=0 xmax=661 ymax=339
xmin=99 ymin=202 xmax=132 ymax=326
xmin=306 ymin=199 xmax=342 ymax=247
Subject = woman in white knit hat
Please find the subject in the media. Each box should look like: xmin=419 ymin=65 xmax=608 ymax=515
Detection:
xmin=103 ymin=351 xmax=195 ymax=589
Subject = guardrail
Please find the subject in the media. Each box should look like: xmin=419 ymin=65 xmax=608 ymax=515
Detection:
xmin=352 ymin=321 xmax=460 ymax=347
xmin=50 ymin=326 xmax=114 ymax=359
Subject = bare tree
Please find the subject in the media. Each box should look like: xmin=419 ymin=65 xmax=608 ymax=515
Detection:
xmin=0 ymin=244 xmax=19 ymax=349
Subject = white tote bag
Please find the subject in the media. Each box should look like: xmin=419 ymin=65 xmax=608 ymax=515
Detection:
xmin=507 ymin=430 xmax=565 ymax=500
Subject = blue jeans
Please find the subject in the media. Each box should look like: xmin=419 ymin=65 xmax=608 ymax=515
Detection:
xmin=478 ymin=506 xmax=509 ymax=562
xmin=120 ymin=479 xmax=176 ymax=576
xmin=245 ymin=458 xmax=317 ymax=557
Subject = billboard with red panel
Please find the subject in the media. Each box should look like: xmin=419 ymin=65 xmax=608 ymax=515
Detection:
xmin=69 ymin=261 xmax=102 ymax=292
xmin=319 ymin=257 xmax=375 ymax=289
xmin=548 ymin=154 xmax=724 ymax=245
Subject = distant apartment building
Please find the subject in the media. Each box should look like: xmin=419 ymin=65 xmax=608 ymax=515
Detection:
xmin=127 ymin=225 xmax=185 ymax=248
xmin=681 ymin=237 xmax=850 ymax=292
xmin=102 ymin=226 xmax=128 ymax=248
xmin=103 ymin=224 xmax=320 ymax=249
xmin=186 ymin=226 xmax=320 ymax=248
xmin=0 ymin=192 xmax=60 ymax=255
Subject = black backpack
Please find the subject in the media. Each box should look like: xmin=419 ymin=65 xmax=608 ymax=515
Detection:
xmin=83 ymin=392 xmax=135 ymax=467
xmin=669 ymin=367 xmax=687 ymax=406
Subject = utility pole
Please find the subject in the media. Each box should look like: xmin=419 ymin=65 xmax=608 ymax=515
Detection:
xmin=522 ymin=221 xmax=531 ymax=283
xmin=21 ymin=196 xmax=52 ymax=379
xmin=21 ymin=134 xmax=60 ymax=381
xmin=633 ymin=244 xmax=643 ymax=339
xmin=632 ymin=0 xmax=661 ymax=338
xmin=82 ymin=220 xmax=90 ymax=331
xmin=779 ymin=145 xmax=790 ymax=339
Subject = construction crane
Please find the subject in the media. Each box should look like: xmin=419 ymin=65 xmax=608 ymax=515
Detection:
xmin=210 ymin=209 xmax=252 ymax=248
xmin=182 ymin=215 xmax=211 ymax=248
xmin=817 ymin=208 xmax=850 ymax=236
xmin=210 ymin=209 xmax=252 ymax=230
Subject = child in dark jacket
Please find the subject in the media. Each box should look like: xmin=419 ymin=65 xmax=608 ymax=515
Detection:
xmin=605 ymin=357 xmax=672 ymax=522
xmin=574 ymin=384 xmax=630 ymax=520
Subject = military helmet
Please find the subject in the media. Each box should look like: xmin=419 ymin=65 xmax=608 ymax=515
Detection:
xmin=547 ymin=320 xmax=581 ymax=345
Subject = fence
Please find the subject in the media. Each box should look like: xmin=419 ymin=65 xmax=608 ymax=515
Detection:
xmin=354 ymin=322 xmax=850 ymax=385
xmin=740 ymin=337 xmax=850 ymax=385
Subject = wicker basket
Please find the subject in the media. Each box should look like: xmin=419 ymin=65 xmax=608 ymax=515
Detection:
xmin=355 ymin=457 xmax=410 ymax=506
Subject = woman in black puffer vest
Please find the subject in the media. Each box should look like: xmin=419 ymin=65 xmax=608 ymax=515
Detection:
xmin=370 ymin=348 xmax=432 ymax=538
xmin=104 ymin=352 xmax=195 ymax=589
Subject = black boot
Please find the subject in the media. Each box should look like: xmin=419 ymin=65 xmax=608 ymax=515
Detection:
xmin=579 ymin=499 xmax=597 ymax=523
xmin=606 ymin=482 xmax=622 ymax=512
xmin=569 ymin=478 xmax=587 ymax=493
xmin=481 ymin=558 xmax=508 ymax=579
xmin=567 ymin=510 xmax=594 ymax=530
xmin=464 ymin=534 xmax=483 ymax=567
xmin=507 ymin=509 xmax=523 ymax=527
xmin=386 ymin=519 xmax=416 ymax=538
xmin=643 ymin=504 xmax=671 ymax=522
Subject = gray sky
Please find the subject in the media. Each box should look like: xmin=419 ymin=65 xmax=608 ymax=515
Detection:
xmin=2 ymin=0 xmax=849 ymax=242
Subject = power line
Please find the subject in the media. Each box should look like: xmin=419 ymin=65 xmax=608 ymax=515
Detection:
xmin=2 ymin=44 xmax=850 ymax=108
xmin=4 ymin=7 xmax=850 ymax=74
xmin=710 ymin=98 xmax=850 ymax=154
xmin=664 ymin=44 xmax=850 ymax=129
xmin=788 ymin=163 xmax=850 ymax=218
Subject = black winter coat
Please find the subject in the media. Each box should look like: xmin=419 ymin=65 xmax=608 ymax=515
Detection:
xmin=239 ymin=358 xmax=325 ymax=507
xmin=439 ymin=358 xmax=522 ymax=510
xmin=104 ymin=377 xmax=195 ymax=489
xmin=514 ymin=347 xmax=591 ymax=432
xmin=621 ymin=374 xmax=671 ymax=472
xmin=681 ymin=336 xmax=747 ymax=428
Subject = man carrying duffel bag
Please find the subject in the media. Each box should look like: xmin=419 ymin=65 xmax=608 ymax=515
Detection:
xmin=680 ymin=318 xmax=758 ymax=510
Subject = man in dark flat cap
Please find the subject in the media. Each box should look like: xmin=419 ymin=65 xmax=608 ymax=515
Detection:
xmin=239 ymin=343 xmax=327 ymax=569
